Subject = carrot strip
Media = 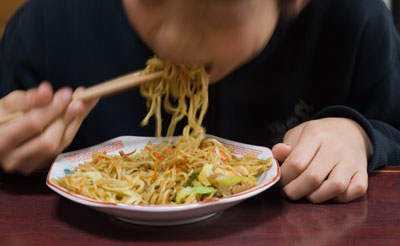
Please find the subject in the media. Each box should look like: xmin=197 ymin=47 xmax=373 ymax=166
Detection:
xmin=153 ymin=159 xmax=160 ymax=180
xmin=153 ymin=152 xmax=165 ymax=161
xmin=163 ymin=148 xmax=175 ymax=155
xmin=93 ymin=156 xmax=103 ymax=164
xmin=220 ymin=151 xmax=228 ymax=161
xmin=122 ymin=149 xmax=136 ymax=158
xmin=93 ymin=151 xmax=107 ymax=164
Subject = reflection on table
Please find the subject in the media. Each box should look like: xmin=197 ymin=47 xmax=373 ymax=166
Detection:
xmin=0 ymin=166 xmax=399 ymax=246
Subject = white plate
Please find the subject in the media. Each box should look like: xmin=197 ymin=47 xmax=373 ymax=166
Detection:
xmin=46 ymin=135 xmax=280 ymax=226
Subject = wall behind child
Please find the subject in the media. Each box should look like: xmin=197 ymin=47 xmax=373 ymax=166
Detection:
xmin=0 ymin=0 xmax=26 ymax=37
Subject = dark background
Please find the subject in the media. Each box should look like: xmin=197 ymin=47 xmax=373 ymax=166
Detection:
xmin=393 ymin=0 xmax=400 ymax=33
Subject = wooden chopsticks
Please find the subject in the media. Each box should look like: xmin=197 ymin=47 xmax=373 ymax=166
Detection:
xmin=0 ymin=70 xmax=163 ymax=126
xmin=72 ymin=70 xmax=163 ymax=101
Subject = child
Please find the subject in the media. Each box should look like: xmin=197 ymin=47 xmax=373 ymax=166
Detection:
xmin=0 ymin=0 xmax=399 ymax=203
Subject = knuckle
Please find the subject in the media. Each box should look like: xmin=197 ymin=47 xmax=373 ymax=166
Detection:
xmin=281 ymin=189 xmax=297 ymax=201
xmin=352 ymin=181 xmax=368 ymax=197
xmin=2 ymin=160 xmax=19 ymax=173
xmin=330 ymin=180 xmax=348 ymax=194
xmin=305 ymin=173 xmax=323 ymax=187
xmin=308 ymin=196 xmax=322 ymax=204
xmin=286 ymin=158 xmax=305 ymax=173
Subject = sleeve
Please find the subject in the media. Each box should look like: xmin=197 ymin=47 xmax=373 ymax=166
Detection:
xmin=313 ymin=0 xmax=400 ymax=171
xmin=0 ymin=0 xmax=46 ymax=98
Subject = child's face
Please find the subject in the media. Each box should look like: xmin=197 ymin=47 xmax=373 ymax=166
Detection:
xmin=123 ymin=0 xmax=280 ymax=83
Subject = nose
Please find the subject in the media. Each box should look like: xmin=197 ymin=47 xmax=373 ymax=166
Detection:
xmin=153 ymin=13 xmax=203 ymax=64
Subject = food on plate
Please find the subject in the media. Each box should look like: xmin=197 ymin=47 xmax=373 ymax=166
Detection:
xmin=52 ymin=57 xmax=272 ymax=205
xmin=52 ymin=138 xmax=272 ymax=205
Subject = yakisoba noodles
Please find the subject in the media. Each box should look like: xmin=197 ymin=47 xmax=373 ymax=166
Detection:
xmin=53 ymin=57 xmax=272 ymax=205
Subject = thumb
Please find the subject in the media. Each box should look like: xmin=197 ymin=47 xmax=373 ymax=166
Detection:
xmin=272 ymin=143 xmax=292 ymax=162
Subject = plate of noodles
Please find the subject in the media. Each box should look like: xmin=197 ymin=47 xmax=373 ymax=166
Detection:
xmin=47 ymin=134 xmax=280 ymax=226
xmin=47 ymin=56 xmax=279 ymax=225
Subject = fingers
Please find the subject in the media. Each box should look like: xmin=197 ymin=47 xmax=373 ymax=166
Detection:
xmin=2 ymin=119 xmax=68 ymax=174
xmin=305 ymin=165 xmax=368 ymax=203
xmin=0 ymin=82 xmax=53 ymax=115
xmin=304 ymin=160 xmax=352 ymax=203
xmin=29 ymin=82 xmax=54 ymax=108
xmin=1 ymin=93 xmax=76 ymax=174
xmin=73 ymin=87 xmax=100 ymax=116
xmin=2 ymin=108 xmax=98 ymax=176
xmin=58 ymin=96 xmax=99 ymax=150
xmin=0 ymin=88 xmax=73 ymax=150
xmin=1 ymin=95 xmax=99 ymax=174
xmin=271 ymin=143 xmax=292 ymax=162
xmin=282 ymin=123 xmax=304 ymax=145
xmin=0 ymin=85 xmax=100 ymax=175
xmin=278 ymin=118 xmax=369 ymax=203
xmin=59 ymin=115 xmax=85 ymax=150
xmin=335 ymin=171 xmax=368 ymax=203
xmin=57 ymin=87 xmax=99 ymax=151
xmin=279 ymin=126 xmax=321 ymax=186
xmin=282 ymin=144 xmax=338 ymax=201
xmin=0 ymin=86 xmax=72 ymax=173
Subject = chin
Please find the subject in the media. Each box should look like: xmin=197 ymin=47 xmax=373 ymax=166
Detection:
xmin=208 ymin=66 xmax=237 ymax=84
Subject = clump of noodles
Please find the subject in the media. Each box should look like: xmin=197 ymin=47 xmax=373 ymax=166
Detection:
xmin=52 ymin=57 xmax=272 ymax=205
xmin=139 ymin=56 xmax=208 ymax=145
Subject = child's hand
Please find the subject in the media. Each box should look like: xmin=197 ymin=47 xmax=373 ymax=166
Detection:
xmin=272 ymin=118 xmax=372 ymax=203
xmin=0 ymin=82 xmax=98 ymax=175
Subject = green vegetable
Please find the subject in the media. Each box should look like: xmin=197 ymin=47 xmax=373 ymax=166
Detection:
xmin=218 ymin=176 xmax=255 ymax=187
xmin=175 ymin=186 xmax=216 ymax=204
xmin=186 ymin=172 xmax=200 ymax=186
xmin=177 ymin=165 xmax=189 ymax=173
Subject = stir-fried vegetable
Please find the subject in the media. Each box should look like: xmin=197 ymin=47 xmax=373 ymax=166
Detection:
xmin=176 ymin=186 xmax=215 ymax=204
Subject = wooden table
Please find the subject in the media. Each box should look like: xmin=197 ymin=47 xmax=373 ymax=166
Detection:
xmin=0 ymin=167 xmax=399 ymax=246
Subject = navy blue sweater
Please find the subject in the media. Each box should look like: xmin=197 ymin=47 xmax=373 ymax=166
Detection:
xmin=1 ymin=0 xmax=400 ymax=174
